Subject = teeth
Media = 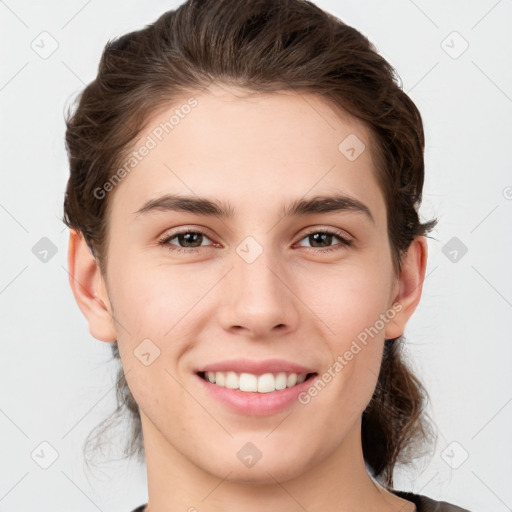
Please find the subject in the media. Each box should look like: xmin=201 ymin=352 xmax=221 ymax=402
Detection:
xmin=240 ymin=373 xmax=258 ymax=392
xmin=203 ymin=371 xmax=310 ymax=393
xmin=296 ymin=373 xmax=307 ymax=384
xmin=225 ymin=371 xmax=239 ymax=389
xmin=287 ymin=373 xmax=297 ymax=387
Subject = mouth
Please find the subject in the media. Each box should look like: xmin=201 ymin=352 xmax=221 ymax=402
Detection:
xmin=194 ymin=358 xmax=319 ymax=415
xmin=197 ymin=370 xmax=318 ymax=393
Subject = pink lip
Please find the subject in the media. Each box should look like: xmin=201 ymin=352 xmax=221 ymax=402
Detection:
xmin=195 ymin=358 xmax=316 ymax=375
xmin=196 ymin=372 xmax=318 ymax=416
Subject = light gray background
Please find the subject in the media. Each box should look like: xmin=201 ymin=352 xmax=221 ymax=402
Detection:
xmin=1 ymin=1 xmax=511 ymax=511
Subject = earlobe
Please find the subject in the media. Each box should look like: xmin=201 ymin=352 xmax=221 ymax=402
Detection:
xmin=67 ymin=229 xmax=117 ymax=342
xmin=384 ymin=236 xmax=428 ymax=340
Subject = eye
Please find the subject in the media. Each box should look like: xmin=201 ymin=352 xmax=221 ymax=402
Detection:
xmin=295 ymin=229 xmax=352 ymax=253
xmin=158 ymin=227 xmax=353 ymax=255
xmin=158 ymin=228 xmax=216 ymax=253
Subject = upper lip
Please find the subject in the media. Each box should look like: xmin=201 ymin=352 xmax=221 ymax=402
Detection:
xmin=196 ymin=358 xmax=317 ymax=375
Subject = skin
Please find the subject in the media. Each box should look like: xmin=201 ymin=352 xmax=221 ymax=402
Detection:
xmin=68 ymin=84 xmax=427 ymax=512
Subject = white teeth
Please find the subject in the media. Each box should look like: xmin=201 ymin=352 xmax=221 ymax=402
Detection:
xmin=215 ymin=372 xmax=225 ymax=386
xmin=257 ymin=373 xmax=275 ymax=393
xmin=275 ymin=372 xmax=287 ymax=390
xmin=239 ymin=373 xmax=258 ymax=392
xmin=225 ymin=371 xmax=239 ymax=389
xmin=203 ymin=371 xmax=310 ymax=393
xmin=287 ymin=373 xmax=297 ymax=387
xmin=296 ymin=373 xmax=307 ymax=384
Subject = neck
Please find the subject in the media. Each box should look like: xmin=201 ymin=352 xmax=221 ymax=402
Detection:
xmin=141 ymin=413 xmax=414 ymax=512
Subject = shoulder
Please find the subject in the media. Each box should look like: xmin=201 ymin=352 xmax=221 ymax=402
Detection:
xmin=392 ymin=490 xmax=472 ymax=512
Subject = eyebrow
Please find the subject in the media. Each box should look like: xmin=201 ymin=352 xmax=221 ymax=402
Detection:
xmin=133 ymin=193 xmax=374 ymax=224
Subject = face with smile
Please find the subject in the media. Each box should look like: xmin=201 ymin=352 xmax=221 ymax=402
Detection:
xmin=69 ymin=84 xmax=425 ymax=509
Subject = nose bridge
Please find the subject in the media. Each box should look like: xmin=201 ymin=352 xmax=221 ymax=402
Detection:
xmin=218 ymin=240 xmax=299 ymax=335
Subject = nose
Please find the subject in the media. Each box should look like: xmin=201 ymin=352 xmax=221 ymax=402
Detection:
xmin=217 ymin=246 xmax=301 ymax=339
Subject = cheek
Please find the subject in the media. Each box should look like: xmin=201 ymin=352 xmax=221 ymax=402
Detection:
xmin=298 ymin=260 xmax=391 ymax=400
xmin=108 ymin=251 xmax=217 ymax=339
xmin=107 ymin=257 xmax=221 ymax=413
xmin=110 ymin=261 xmax=199 ymax=418
xmin=300 ymin=258 xmax=393 ymax=343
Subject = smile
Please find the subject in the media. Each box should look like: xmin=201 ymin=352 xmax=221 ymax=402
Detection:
xmin=198 ymin=371 xmax=316 ymax=393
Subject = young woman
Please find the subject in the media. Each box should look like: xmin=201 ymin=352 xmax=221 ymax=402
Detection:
xmin=63 ymin=0 xmax=470 ymax=510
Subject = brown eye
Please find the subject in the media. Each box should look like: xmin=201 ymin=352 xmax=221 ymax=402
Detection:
xmin=308 ymin=232 xmax=334 ymax=248
xmin=175 ymin=232 xmax=205 ymax=248
xmin=296 ymin=229 xmax=352 ymax=252
xmin=158 ymin=229 xmax=214 ymax=252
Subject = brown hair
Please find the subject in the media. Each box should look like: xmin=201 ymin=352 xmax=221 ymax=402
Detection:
xmin=63 ymin=0 xmax=437 ymax=486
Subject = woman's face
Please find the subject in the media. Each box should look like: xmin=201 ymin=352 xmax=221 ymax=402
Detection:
xmin=93 ymin=85 xmax=414 ymax=483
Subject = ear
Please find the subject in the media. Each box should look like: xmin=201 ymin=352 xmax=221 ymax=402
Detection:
xmin=67 ymin=229 xmax=117 ymax=342
xmin=384 ymin=236 xmax=428 ymax=340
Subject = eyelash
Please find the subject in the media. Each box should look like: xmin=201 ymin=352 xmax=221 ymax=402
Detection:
xmin=157 ymin=228 xmax=353 ymax=254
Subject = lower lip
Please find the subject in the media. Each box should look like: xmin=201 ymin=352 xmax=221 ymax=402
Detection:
xmin=195 ymin=373 xmax=318 ymax=416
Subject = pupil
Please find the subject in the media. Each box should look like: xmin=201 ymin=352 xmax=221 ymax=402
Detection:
xmin=310 ymin=233 xmax=332 ymax=247
xmin=179 ymin=232 xmax=203 ymax=247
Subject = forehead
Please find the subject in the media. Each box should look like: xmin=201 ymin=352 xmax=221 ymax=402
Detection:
xmin=107 ymin=85 xmax=386 ymax=225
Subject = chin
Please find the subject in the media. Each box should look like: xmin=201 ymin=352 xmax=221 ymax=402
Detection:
xmin=197 ymin=447 xmax=314 ymax=486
